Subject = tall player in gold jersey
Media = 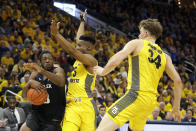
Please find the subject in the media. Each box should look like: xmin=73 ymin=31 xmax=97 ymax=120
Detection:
xmin=50 ymin=10 xmax=98 ymax=131
xmin=94 ymin=19 xmax=182 ymax=131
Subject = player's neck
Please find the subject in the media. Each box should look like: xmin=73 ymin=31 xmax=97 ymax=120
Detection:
xmin=144 ymin=37 xmax=156 ymax=44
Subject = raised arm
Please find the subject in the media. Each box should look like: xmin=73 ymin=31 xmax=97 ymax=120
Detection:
xmin=76 ymin=9 xmax=87 ymax=42
xmin=50 ymin=20 xmax=97 ymax=67
xmin=165 ymin=54 xmax=182 ymax=122
xmin=94 ymin=39 xmax=139 ymax=76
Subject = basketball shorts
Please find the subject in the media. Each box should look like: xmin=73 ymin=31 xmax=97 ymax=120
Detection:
xmin=26 ymin=111 xmax=62 ymax=131
xmin=107 ymin=91 xmax=156 ymax=130
xmin=62 ymin=98 xmax=98 ymax=131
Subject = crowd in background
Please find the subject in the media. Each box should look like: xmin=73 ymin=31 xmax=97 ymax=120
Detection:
xmin=0 ymin=0 xmax=196 ymax=130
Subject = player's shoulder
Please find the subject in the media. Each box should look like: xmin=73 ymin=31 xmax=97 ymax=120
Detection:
xmin=128 ymin=39 xmax=143 ymax=43
xmin=126 ymin=39 xmax=143 ymax=46
xmin=54 ymin=65 xmax=64 ymax=72
xmin=126 ymin=39 xmax=144 ymax=49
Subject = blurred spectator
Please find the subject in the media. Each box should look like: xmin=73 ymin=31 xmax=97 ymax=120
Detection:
xmin=0 ymin=67 xmax=8 ymax=89
xmin=1 ymin=51 xmax=14 ymax=71
xmin=182 ymin=109 xmax=196 ymax=122
xmin=97 ymin=105 xmax=106 ymax=127
xmin=159 ymin=102 xmax=166 ymax=120
xmin=3 ymin=96 xmax=26 ymax=130
xmin=148 ymin=107 xmax=162 ymax=121
xmin=162 ymin=90 xmax=170 ymax=103
xmin=193 ymin=106 xmax=196 ymax=119
xmin=12 ymin=59 xmax=25 ymax=81
xmin=0 ymin=107 xmax=7 ymax=128
xmin=92 ymin=89 xmax=97 ymax=101
xmin=165 ymin=111 xmax=174 ymax=121
xmin=20 ymin=46 xmax=33 ymax=61
xmin=0 ymin=41 xmax=9 ymax=57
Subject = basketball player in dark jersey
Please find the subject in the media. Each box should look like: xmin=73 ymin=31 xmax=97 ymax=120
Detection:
xmin=20 ymin=51 xmax=66 ymax=131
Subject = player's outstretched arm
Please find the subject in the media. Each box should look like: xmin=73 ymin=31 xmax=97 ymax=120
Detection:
xmin=75 ymin=9 xmax=87 ymax=42
xmin=24 ymin=63 xmax=65 ymax=87
xmin=50 ymin=20 xmax=97 ymax=67
xmin=94 ymin=39 xmax=138 ymax=76
xmin=165 ymin=54 xmax=182 ymax=122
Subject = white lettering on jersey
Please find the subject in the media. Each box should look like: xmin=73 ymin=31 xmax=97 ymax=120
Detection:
xmin=43 ymin=84 xmax=52 ymax=89
xmin=112 ymin=106 xmax=118 ymax=114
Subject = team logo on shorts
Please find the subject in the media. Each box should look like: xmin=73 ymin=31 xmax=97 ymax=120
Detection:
xmin=112 ymin=106 xmax=118 ymax=114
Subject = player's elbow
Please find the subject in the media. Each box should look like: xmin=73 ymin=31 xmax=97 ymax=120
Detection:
xmin=174 ymin=77 xmax=182 ymax=87
xmin=110 ymin=60 xmax=119 ymax=67
xmin=175 ymin=76 xmax=182 ymax=84
xmin=59 ymin=80 xmax=66 ymax=87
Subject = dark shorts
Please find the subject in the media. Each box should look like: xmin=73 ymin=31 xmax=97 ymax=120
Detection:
xmin=26 ymin=111 xmax=62 ymax=131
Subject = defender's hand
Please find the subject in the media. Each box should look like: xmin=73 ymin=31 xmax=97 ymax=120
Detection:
xmin=24 ymin=63 xmax=42 ymax=73
xmin=93 ymin=66 xmax=104 ymax=76
xmin=50 ymin=20 xmax=60 ymax=36
xmin=80 ymin=9 xmax=87 ymax=22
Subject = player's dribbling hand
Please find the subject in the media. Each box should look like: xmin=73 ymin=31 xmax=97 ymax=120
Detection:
xmin=169 ymin=108 xmax=181 ymax=123
xmin=24 ymin=63 xmax=42 ymax=73
xmin=93 ymin=66 xmax=104 ymax=76
xmin=50 ymin=20 xmax=60 ymax=36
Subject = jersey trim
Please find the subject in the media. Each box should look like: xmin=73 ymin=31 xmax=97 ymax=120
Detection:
xmin=107 ymin=91 xmax=138 ymax=118
xmin=85 ymin=74 xmax=94 ymax=97
xmin=131 ymin=56 xmax=140 ymax=91
xmin=91 ymin=99 xmax=98 ymax=128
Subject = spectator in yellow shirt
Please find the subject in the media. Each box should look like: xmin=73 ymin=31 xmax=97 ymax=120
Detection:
xmin=20 ymin=46 xmax=33 ymax=60
xmin=12 ymin=59 xmax=25 ymax=80
xmin=159 ymin=102 xmax=166 ymax=119
xmin=193 ymin=106 xmax=196 ymax=119
xmin=0 ymin=67 xmax=8 ymax=92
xmin=162 ymin=90 xmax=171 ymax=102
xmin=1 ymin=51 xmax=14 ymax=67
xmin=183 ymin=81 xmax=192 ymax=96
xmin=192 ymin=85 xmax=196 ymax=99
xmin=20 ymin=71 xmax=30 ymax=88
xmin=147 ymin=107 xmax=162 ymax=121
xmin=165 ymin=101 xmax=173 ymax=112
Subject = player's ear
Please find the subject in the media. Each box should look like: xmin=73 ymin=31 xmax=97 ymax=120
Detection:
xmin=87 ymin=45 xmax=92 ymax=51
xmin=145 ymin=31 xmax=148 ymax=37
xmin=87 ymin=43 xmax=93 ymax=50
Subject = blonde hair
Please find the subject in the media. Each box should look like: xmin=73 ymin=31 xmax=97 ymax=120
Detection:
xmin=139 ymin=18 xmax=163 ymax=39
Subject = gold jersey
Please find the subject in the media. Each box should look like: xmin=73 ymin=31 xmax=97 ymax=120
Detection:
xmin=67 ymin=60 xmax=96 ymax=98
xmin=127 ymin=40 xmax=166 ymax=94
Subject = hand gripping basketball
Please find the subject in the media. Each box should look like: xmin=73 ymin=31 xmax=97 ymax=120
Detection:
xmin=27 ymin=80 xmax=48 ymax=105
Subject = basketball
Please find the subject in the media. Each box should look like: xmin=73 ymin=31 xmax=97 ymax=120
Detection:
xmin=27 ymin=87 xmax=48 ymax=105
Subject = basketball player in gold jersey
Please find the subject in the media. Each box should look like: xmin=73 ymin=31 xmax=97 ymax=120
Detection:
xmin=94 ymin=19 xmax=182 ymax=131
xmin=50 ymin=10 xmax=98 ymax=131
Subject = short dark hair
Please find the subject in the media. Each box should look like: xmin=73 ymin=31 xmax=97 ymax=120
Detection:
xmin=39 ymin=50 xmax=53 ymax=60
xmin=139 ymin=18 xmax=163 ymax=39
xmin=79 ymin=34 xmax=95 ymax=45
xmin=99 ymin=105 xmax=106 ymax=110
xmin=187 ymin=109 xmax=193 ymax=114
xmin=7 ymin=96 xmax=16 ymax=101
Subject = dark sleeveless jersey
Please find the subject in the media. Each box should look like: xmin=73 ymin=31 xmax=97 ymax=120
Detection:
xmin=32 ymin=67 xmax=66 ymax=122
